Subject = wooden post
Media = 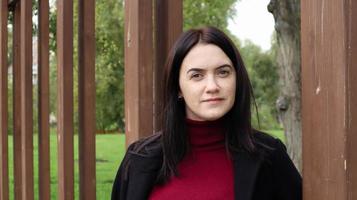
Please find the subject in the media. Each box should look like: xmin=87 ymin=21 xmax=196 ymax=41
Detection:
xmin=78 ymin=0 xmax=96 ymax=199
xmin=57 ymin=0 xmax=74 ymax=199
xmin=38 ymin=0 xmax=50 ymax=199
xmin=20 ymin=0 xmax=34 ymax=199
xmin=12 ymin=2 xmax=22 ymax=200
xmin=346 ymin=3 xmax=357 ymax=198
xmin=301 ymin=0 xmax=357 ymax=199
xmin=124 ymin=0 xmax=154 ymax=145
xmin=153 ymin=0 xmax=182 ymax=132
xmin=0 ymin=0 xmax=9 ymax=199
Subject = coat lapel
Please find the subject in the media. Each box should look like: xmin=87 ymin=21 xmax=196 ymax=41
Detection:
xmin=125 ymin=151 xmax=162 ymax=200
xmin=232 ymin=151 xmax=262 ymax=200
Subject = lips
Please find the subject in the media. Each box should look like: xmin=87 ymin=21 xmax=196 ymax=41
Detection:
xmin=202 ymin=98 xmax=224 ymax=102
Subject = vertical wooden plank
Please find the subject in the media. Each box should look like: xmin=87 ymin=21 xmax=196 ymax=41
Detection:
xmin=346 ymin=1 xmax=357 ymax=199
xmin=78 ymin=0 xmax=96 ymax=199
xmin=124 ymin=0 xmax=154 ymax=145
xmin=20 ymin=0 xmax=34 ymax=199
xmin=0 ymin=0 xmax=9 ymax=199
xmin=38 ymin=0 xmax=50 ymax=199
xmin=301 ymin=0 xmax=357 ymax=199
xmin=12 ymin=2 xmax=22 ymax=200
xmin=57 ymin=0 xmax=74 ymax=199
xmin=153 ymin=0 xmax=182 ymax=132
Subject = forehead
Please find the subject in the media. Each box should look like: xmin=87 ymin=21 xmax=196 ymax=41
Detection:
xmin=180 ymin=43 xmax=233 ymax=71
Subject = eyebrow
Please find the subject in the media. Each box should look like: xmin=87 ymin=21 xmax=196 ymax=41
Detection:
xmin=186 ymin=64 xmax=233 ymax=74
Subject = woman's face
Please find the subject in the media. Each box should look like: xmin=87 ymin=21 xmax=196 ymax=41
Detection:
xmin=179 ymin=43 xmax=236 ymax=121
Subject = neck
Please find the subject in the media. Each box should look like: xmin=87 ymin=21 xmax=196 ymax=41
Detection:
xmin=185 ymin=118 xmax=226 ymax=148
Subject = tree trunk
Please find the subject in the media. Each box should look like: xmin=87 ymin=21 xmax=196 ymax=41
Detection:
xmin=268 ymin=0 xmax=301 ymax=172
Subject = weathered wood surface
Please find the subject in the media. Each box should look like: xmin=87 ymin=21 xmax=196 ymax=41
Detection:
xmin=20 ymin=0 xmax=34 ymax=199
xmin=124 ymin=0 xmax=183 ymax=145
xmin=12 ymin=2 xmax=22 ymax=200
xmin=301 ymin=0 xmax=357 ymax=199
xmin=0 ymin=0 xmax=9 ymax=199
xmin=38 ymin=0 xmax=51 ymax=199
xmin=124 ymin=0 xmax=154 ymax=145
xmin=78 ymin=0 xmax=96 ymax=199
xmin=57 ymin=0 xmax=74 ymax=199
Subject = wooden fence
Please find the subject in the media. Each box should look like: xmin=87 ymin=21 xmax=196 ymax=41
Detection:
xmin=0 ymin=0 xmax=96 ymax=199
xmin=0 ymin=0 xmax=182 ymax=199
xmin=301 ymin=0 xmax=357 ymax=199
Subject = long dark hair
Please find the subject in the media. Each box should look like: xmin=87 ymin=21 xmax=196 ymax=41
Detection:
xmin=158 ymin=26 xmax=256 ymax=184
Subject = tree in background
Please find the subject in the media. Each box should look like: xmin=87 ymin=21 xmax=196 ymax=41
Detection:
xmin=48 ymin=0 xmax=125 ymax=132
xmin=240 ymin=40 xmax=280 ymax=131
xmin=183 ymin=0 xmax=236 ymax=31
xmin=95 ymin=0 xmax=125 ymax=131
xmin=268 ymin=0 xmax=301 ymax=171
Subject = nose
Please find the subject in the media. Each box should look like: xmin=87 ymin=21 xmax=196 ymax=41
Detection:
xmin=205 ymin=76 xmax=219 ymax=94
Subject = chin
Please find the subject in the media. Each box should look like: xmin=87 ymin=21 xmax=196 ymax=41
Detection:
xmin=201 ymin=114 xmax=225 ymax=121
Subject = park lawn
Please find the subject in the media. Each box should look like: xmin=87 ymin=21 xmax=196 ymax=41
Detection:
xmin=7 ymin=132 xmax=125 ymax=200
xmin=7 ymin=129 xmax=283 ymax=199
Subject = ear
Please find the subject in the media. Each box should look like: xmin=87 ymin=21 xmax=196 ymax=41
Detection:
xmin=178 ymin=91 xmax=183 ymax=98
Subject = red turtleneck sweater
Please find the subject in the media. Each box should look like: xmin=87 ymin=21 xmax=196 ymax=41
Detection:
xmin=149 ymin=118 xmax=234 ymax=200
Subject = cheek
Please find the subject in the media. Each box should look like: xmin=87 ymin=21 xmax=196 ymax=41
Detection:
xmin=180 ymin=81 xmax=200 ymax=97
xmin=182 ymin=86 xmax=201 ymax=105
xmin=223 ymin=78 xmax=236 ymax=94
xmin=231 ymin=83 xmax=237 ymax=97
xmin=226 ymin=79 xmax=237 ymax=104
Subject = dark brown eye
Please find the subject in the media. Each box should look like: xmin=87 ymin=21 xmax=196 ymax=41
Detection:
xmin=190 ymin=73 xmax=203 ymax=80
xmin=217 ymin=69 xmax=230 ymax=77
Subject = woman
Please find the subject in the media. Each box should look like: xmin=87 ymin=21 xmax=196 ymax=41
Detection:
xmin=112 ymin=26 xmax=302 ymax=200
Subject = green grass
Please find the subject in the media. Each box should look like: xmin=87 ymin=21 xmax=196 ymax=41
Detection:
xmin=7 ymin=132 xmax=125 ymax=200
xmin=6 ymin=129 xmax=284 ymax=199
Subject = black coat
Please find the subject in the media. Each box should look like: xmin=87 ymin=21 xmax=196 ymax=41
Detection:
xmin=111 ymin=131 xmax=302 ymax=200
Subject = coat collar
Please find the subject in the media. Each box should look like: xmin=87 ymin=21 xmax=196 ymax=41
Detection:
xmin=125 ymin=149 xmax=262 ymax=200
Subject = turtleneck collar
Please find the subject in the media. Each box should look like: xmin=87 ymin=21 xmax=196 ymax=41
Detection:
xmin=185 ymin=118 xmax=226 ymax=149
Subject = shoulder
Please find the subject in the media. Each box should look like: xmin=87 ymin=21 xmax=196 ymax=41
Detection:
xmin=251 ymin=130 xmax=292 ymax=167
xmin=252 ymin=129 xmax=286 ymax=153
xmin=252 ymin=130 xmax=282 ymax=145
xmin=111 ymin=133 xmax=163 ymax=199
xmin=119 ymin=132 xmax=163 ymax=177
xmin=126 ymin=132 xmax=163 ymax=157
xmin=251 ymin=130 xmax=302 ymax=199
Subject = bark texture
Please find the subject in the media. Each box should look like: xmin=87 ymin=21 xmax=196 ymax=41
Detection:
xmin=268 ymin=0 xmax=301 ymax=172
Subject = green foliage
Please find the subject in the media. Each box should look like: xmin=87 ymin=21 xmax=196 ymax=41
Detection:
xmin=240 ymin=40 xmax=280 ymax=130
xmin=46 ymin=0 xmax=125 ymax=131
xmin=95 ymin=0 xmax=125 ymax=131
xmin=183 ymin=0 xmax=237 ymax=31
